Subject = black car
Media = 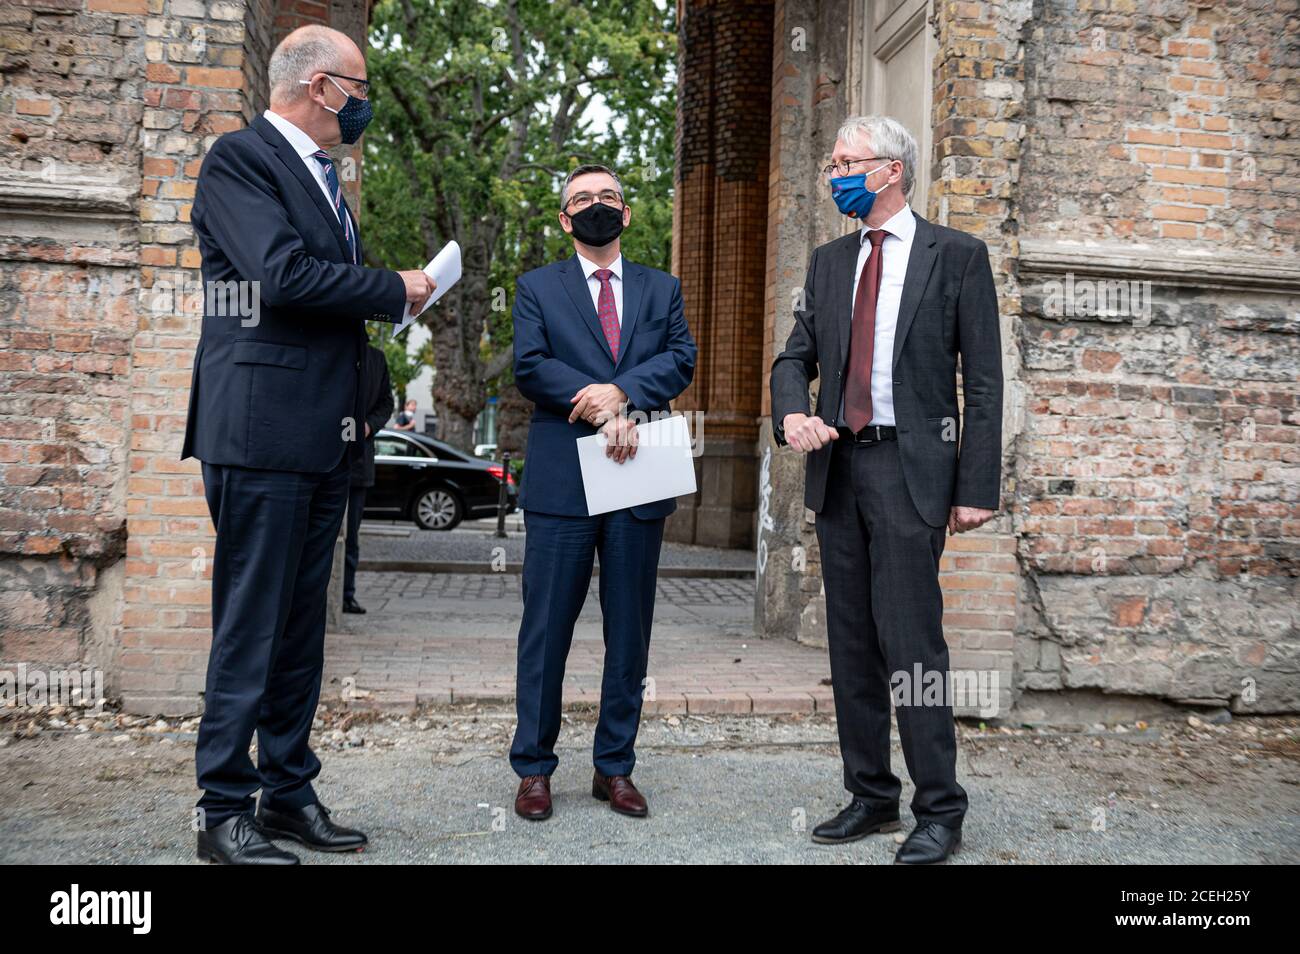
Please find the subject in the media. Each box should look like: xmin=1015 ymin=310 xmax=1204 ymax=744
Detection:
xmin=365 ymin=429 xmax=517 ymax=531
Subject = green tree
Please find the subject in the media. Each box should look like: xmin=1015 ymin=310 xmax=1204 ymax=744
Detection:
xmin=363 ymin=0 xmax=676 ymax=451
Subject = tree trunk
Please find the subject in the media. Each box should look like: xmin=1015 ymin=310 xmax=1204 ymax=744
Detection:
xmin=436 ymin=405 xmax=476 ymax=452
xmin=497 ymin=381 xmax=531 ymax=456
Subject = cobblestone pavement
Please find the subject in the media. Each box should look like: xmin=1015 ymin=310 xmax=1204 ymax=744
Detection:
xmin=325 ymin=571 xmax=832 ymax=714
xmin=354 ymin=519 xmax=756 ymax=574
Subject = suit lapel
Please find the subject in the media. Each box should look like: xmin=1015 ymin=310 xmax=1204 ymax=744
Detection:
xmin=832 ymin=231 xmax=864 ymax=375
xmin=892 ymin=212 xmax=938 ymax=367
xmin=254 ymin=116 xmax=353 ymax=263
xmin=559 ymin=255 xmax=614 ymax=361
xmin=613 ymin=262 xmax=645 ymax=373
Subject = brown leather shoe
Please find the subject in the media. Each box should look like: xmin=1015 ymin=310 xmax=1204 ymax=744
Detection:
xmin=514 ymin=775 xmax=552 ymax=820
xmin=592 ymin=771 xmax=648 ymax=817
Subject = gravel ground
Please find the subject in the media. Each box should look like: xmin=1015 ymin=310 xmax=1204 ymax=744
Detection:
xmin=356 ymin=518 xmax=756 ymax=573
xmin=1 ymin=706 xmax=1296 ymax=865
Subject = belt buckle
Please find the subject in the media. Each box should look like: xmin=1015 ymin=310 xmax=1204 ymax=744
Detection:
xmin=856 ymin=425 xmax=880 ymax=444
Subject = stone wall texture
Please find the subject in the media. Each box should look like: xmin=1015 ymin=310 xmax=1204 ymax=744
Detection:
xmin=1 ymin=0 xmax=369 ymax=715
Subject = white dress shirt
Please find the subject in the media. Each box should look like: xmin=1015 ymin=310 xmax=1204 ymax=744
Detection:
xmin=577 ymin=251 xmax=624 ymax=328
xmin=839 ymin=205 xmax=916 ymax=428
xmin=263 ymin=109 xmax=342 ymax=224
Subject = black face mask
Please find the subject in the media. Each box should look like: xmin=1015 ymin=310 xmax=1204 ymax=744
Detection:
xmin=566 ymin=202 xmax=625 ymax=247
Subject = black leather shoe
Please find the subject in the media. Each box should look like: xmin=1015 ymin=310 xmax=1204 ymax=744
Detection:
xmin=255 ymin=802 xmax=368 ymax=853
xmin=343 ymin=598 xmax=366 ymax=614
xmin=894 ymin=821 xmax=962 ymax=864
xmin=811 ymin=798 xmax=901 ymax=844
xmin=197 ymin=813 xmax=300 ymax=865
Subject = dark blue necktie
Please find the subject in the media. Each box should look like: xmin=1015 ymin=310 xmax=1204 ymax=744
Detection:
xmin=312 ymin=150 xmax=358 ymax=265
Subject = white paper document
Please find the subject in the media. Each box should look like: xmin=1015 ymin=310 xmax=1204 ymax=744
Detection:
xmin=393 ymin=240 xmax=461 ymax=336
xmin=576 ymin=413 xmax=697 ymax=516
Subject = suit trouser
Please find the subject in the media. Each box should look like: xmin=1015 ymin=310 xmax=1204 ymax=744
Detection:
xmin=195 ymin=455 xmax=350 ymax=826
xmin=815 ymin=438 xmax=968 ymax=827
xmin=343 ymin=483 xmax=366 ymax=602
xmin=510 ymin=509 xmax=665 ymax=779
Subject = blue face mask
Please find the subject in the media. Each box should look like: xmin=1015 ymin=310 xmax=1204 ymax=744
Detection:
xmin=829 ymin=162 xmax=893 ymax=219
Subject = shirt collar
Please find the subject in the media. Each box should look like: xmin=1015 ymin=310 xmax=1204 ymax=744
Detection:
xmin=860 ymin=205 xmax=915 ymax=245
xmin=577 ymin=252 xmax=623 ymax=281
xmin=264 ymin=109 xmax=324 ymax=160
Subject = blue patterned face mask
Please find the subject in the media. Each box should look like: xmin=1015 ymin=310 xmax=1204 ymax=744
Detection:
xmin=302 ymin=75 xmax=373 ymax=145
xmin=829 ymin=162 xmax=893 ymax=219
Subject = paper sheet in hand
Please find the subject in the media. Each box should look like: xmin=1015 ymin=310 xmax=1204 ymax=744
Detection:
xmin=393 ymin=240 xmax=461 ymax=336
xmin=576 ymin=414 xmax=697 ymax=516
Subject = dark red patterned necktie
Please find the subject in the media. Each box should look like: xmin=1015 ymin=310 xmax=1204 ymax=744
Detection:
xmin=843 ymin=229 xmax=888 ymax=432
xmin=593 ymin=268 xmax=620 ymax=360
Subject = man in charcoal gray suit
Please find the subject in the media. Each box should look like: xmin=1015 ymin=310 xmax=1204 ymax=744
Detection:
xmin=771 ymin=115 xmax=1004 ymax=864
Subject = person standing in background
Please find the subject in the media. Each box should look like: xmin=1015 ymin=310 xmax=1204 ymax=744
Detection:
xmin=343 ymin=344 xmax=394 ymax=615
xmin=393 ymin=398 xmax=418 ymax=431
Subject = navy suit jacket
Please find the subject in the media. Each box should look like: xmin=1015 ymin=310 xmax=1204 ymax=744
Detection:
xmin=513 ymin=255 xmax=696 ymax=519
xmin=183 ymin=115 xmax=406 ymax=474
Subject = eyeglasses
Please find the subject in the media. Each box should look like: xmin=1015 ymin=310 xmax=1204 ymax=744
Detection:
xmin=324 ymin=72 xmax=370 ymax=100
xmin=821 ymin=156 xmax=892 ymax=178
xmin=565 ymin=190 xmax=624 ymax=212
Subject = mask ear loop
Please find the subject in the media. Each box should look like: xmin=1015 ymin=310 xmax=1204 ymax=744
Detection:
xmin=298 ymin=75 xmax=347 ymax=115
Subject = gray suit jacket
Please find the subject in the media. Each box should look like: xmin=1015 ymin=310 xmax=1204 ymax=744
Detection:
xmin=770 ymin=212 xmax=1003 ymax=527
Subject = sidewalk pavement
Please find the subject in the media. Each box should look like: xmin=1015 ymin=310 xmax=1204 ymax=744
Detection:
xmin=354 ymin=519 xmax=756 ymax=577
xmin=325 ymin=571 xmax=833 ymax=715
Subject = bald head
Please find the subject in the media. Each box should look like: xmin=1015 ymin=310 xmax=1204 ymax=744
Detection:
xmin=268 ymin=25 xmax=363 ymax=107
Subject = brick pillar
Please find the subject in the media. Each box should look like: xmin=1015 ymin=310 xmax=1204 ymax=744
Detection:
xmin=923 ymin=0 xmax=1030 ymax=717
xmin=668 ymin=0 xmax=774 ymax=549
xmin=121 ymin=0 xmax=268 ymax=715
xmin=120 ymin=0 xmax=371 ymax=715
xmin=755 ymin=0 xmax=850 ymax=642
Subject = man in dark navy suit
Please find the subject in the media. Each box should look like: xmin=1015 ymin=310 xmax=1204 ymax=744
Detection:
xmin=184 ymin=25 xmax=435 ymax=864
xmin=510 ymin=164 xmax=696 ymax=821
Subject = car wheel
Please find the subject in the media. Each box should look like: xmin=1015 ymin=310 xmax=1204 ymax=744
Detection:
xmin=413 ymin=486 xmax=462 ymax=531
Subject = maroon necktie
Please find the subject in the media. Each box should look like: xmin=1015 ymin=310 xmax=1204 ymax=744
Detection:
xmin=843 ymin=229 xmax=888 ymax=432
xmin=593 ymin=268 xmax=620 ymax=360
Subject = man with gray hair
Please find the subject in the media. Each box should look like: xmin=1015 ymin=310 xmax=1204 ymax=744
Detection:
xmin=184 ymin=24 xmax=435 ymax=864
xmin=771 ymin=115 xmax=1004 ymax=863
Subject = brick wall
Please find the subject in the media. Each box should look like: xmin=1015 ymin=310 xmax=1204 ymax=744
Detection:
xmin=1 ymin=0 xmax=372 ymax=716
xmin=668 ymin=0 xmax=774 ymax=548
xmin=1012 ymin=0 xmax=1299 ymax=711
xmin=0 ymin=0 xmax=145 ymax=688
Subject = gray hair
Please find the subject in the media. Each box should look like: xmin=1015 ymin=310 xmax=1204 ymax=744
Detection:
xmin=837 ymin=115 xmax=918 ymax=198
xmin=560 ymin=163 xmax=624 ymax=210
xmin=268 ymin=26 xmax=346 ymax=103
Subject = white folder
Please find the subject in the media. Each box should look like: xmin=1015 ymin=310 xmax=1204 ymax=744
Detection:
xmin=575 ymin=413 xmax=697 ymax=516
xmin=393 ymin=240 xmax=461 ymax=336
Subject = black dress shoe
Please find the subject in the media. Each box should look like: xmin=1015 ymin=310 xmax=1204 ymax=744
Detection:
xmin=811 ymin=798 xmax=901 ymax=844
xmin=343 ymin=598 xmax=366 ymax=614
xmin=895 ymin=821 xmax=962 ymax=864
xmin=197 ymin=813 xmax=300 ymax=865
xmin=255 ymin=802 xmax=368 ymax=853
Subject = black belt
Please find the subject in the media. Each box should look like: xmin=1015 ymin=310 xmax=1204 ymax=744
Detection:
xmin=837 ymin=424 xmax=897 ymax=444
